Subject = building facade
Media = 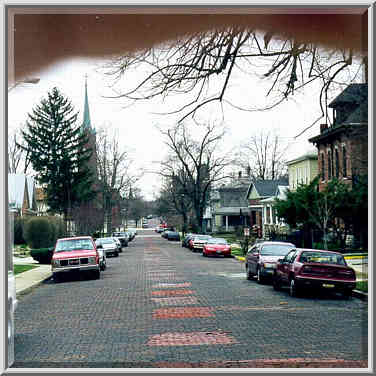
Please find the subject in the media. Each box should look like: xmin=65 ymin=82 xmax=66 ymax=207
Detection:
xmin=309 ymin=83 xmax=367 ymax=191
xmin=287 ymin=152 xmax=318 ymax=191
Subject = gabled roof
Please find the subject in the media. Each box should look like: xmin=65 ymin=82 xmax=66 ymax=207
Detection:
xmin=8 ymin=174 xmax=35 ymax=210
xmin=246 ymin=178 xmax=289 ymax=200
xmin=329 ymin=83 xmax=367 ymax=108
xmin=287 ymin=151 xmax=318 ymax=165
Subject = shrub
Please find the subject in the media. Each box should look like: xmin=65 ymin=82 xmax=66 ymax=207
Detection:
xmin=48 ymin=216 xmax=66 ymax=244
xmin=14 ymin=217 xmax=28 ymax=245
xmin=23 ymin=217 xmax=55 ymax=249
xmin=30 ymin=247 xmax=54 ymax=264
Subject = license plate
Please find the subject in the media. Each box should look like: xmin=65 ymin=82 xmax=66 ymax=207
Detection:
xmin=323 ymin=284 xmax=335 ymax=288
xmin=216 ymin=250 xmax=222 ymax=254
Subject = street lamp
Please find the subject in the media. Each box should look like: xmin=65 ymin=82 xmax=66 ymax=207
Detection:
xmin=8 ymin=77 xmax=40 ymax=92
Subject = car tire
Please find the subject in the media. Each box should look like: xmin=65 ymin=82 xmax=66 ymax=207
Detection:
xmin=202 ymin=252 xmax=207 ymax=257
xmin=256 ymin=268 xmax=266 ymax=284
xmin=273 ymin=274 xmax=281 ymax=291
xmin=93 ymin=269 xmax=100 ymax=279
xmin=342 ymin=289 xmax=352 ymax=300
xmin=289 ymin=278 xmax=299 ymax=297
xmin=246 ymin=265 xmax=252 ymax=280
xmin=53 ymin=273 xmax=61 ymax=283
xmin=115 ymin=251 xmax=119 ymax=257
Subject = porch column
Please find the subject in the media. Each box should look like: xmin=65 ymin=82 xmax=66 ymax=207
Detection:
xmin=225 ymin=215 xmax=228 ymax=231
xmin=269 ymin=205 xmax=274 ymax=224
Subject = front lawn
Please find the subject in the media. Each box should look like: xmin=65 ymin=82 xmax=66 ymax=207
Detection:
xmin=355 ymin=281 xmax=368 ymax=293
xmin=14 ymin=264 xmax=38 ymax=275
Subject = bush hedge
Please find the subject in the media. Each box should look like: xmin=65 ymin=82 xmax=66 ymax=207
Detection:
xmin=14 ymin=217 xmax=28 ymax=245
xmin=30 ymin=247 xmax=54 ymax=264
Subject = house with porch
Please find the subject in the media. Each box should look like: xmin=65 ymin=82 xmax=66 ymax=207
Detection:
xmin=246 ymin=178 xmax=289 ymax=238
xmin=211 ymin=172 xmax=252 ymax=232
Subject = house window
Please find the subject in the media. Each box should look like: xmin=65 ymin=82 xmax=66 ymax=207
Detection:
xmin=342 ymin=145 xmax=347 ymax=177
xmin=335 ymin=148 xmax=339 ymax=178
xmin=327 ymin=150 xmax=332 ymax=180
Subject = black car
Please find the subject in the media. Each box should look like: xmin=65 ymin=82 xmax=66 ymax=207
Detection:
xmin=182 ymin=234 xmax=196 ymax=248
xmin=112 ymin=232 xmax=129 ymax=248
xmin=167 ymin=231 xmax=180 ymax=241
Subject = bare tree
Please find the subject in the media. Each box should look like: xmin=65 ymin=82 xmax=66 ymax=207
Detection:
xmin=8 ymin=126 xmax=31 ymax=174
xmin=236 ymin=130 xmax=289 ymax=180
xmin=96 ymin=127 xmax=140 ymax=235
xmin=158 ymin=121 xmax=232 ymax=232
xmin=103 ymin=29 xmax=362 ymax=126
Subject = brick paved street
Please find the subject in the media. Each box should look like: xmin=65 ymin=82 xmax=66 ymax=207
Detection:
xmin=13 ymin=231 xmax=368 ymax=368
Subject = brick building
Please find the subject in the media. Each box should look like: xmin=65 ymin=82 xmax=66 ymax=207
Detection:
xmin=309 ymin=83 xmax=368 ymax=191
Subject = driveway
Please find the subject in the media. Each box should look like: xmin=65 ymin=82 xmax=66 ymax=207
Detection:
xmin=13 ymin=231 xmax=368 ymax=368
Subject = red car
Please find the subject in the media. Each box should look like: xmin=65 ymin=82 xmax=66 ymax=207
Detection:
xmin=273 ymin=248 xmax=356 ymax=298
xmin=51 ymin=236 xmax=101 ymax=282
xmin=203 ymin=238 xmax=231 ymax=257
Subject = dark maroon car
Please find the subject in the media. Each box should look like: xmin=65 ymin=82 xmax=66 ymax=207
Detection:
xmin=272 ymin=248 xmax=356 ymax=298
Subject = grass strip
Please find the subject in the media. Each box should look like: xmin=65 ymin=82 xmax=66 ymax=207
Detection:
xmin=14 ymin=264 xmax=39 ymax=275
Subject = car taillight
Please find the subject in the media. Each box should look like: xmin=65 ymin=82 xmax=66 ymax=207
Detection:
xmin=189 ymin=240 xmax=193 ymax=246
xmin=337 ymin=270 xmax=355 ymax=279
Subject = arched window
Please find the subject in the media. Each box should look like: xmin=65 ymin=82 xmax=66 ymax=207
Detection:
xmin=342 ymin=145 xmax=347 ymax=177
xmin=335 ymin=148 xmax=339 ymax=178
xmin=328 ymin=150 xmax=332 ymax=180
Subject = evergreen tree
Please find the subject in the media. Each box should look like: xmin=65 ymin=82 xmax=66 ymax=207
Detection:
xmin=20 ymin=87 xmax=96 ymax=225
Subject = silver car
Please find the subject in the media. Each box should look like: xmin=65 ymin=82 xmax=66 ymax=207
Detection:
xmin=95 ymin=238 xmax=119 ymax=257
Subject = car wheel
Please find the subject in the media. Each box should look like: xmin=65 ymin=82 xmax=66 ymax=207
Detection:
xmin=93 ymin=269 xmax=100 ymax=279
xmin=289 ymin=278 xmax=299 ymax=297
xmin=246 ymin=264 xmax=252 ymax=280
xmin=202 ymin=251 xmax=207 ymax=257
xmin=273 ymin=274 xmax=281 ymax=291
xmin=115 ymin=251 xmax=119 ymax=257
xmin=53 ymin=273 xmax=61 ymax=283
xmin=256 ymin=268 xmax=266 ymax=284
xmin=342 ymin=289 xmax=352 ymax=300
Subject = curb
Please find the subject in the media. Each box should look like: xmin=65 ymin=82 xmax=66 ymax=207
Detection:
xmin=352 ymin=289 xmax=368 ymax=301
xmin=16 ymin=273 xmax=52 ymax=298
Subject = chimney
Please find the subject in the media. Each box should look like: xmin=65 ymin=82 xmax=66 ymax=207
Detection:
xmin=320 ymin=124 xmax=328 ymax=133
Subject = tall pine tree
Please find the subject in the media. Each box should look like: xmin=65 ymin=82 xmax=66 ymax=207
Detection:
xmin=20 ymin=87 xmax=96 ymax=227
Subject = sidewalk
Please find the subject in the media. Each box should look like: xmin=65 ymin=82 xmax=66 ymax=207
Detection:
xmin=14 ymin=256 xmax=52 ymax=296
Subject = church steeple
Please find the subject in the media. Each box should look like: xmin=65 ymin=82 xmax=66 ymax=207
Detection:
xmin=82 ymin=75 xmax=94 ymax=133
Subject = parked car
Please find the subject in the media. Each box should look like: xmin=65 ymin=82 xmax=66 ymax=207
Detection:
xmin=97 ymin=247 xmax=107 ymax=271
xmin=51 ymin=236 xmax=101 ymax=282
xmin=110 ymin=237 xmax=123 ymax=253
xmin=142 ymin=223 xmax=149 ymax=228
xmin=95 ymin=237 xmax=119 ymax=257
xmin=181 ymin=234 xmax=196 ymax=248
xmin=189 ymin=234 xmax=212 ymax=252
xmin=155 ymin=226 xmax=164 ymax=233
xmin=273 ymin=248 xmax=356 ymax=298
xmin=166 ymin=231 xmax=180 ymax=241
xmin=245 ymin=241 xmax=296 ymax=284
xmin=112 ymin=232 xmax=129 ymax=248
xmin=202 ymin=238 xmax=231 ymax=257
xmin=125 ymin=229 xmax=136 ymax=241
xmin=161 ymin=230 xmax=171 ymax=239
xmin=127 ymin=228 xmax=137 ymax=237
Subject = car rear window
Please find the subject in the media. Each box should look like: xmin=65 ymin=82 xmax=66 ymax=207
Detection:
xmin=55 ymin=239 xmax=94 ymax=252
xmin=299 ymin=251 xmax=346 ymax=265
xmin=260 ymin=244 xmax=294 ymax=256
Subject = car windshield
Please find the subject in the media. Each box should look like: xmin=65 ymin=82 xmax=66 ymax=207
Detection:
xmin=55 ymin=238 xmax=94 ymax=252
xmin=260 ymin=244 xmax=294 ymax=256
xmin=96 ymin=238 xmax=115 ymax=245
xmin=299 ymin=251 xmax=346 ymax=265
xmin=207 ymin=238 xmax=227 ymax=245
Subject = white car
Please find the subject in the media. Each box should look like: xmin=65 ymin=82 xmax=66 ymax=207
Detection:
xmin=95 ymin=238 xmax=119 ymax=257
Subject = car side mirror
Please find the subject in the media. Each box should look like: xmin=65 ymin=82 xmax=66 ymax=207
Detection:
xmin=278 ymin=258 xmax=284 ymax=263
xmin=97 ymin=244 xmax=103 ymax=249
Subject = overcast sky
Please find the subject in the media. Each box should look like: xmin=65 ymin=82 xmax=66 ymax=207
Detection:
xmin=8 ymin=55 xmax=361 ymax=200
